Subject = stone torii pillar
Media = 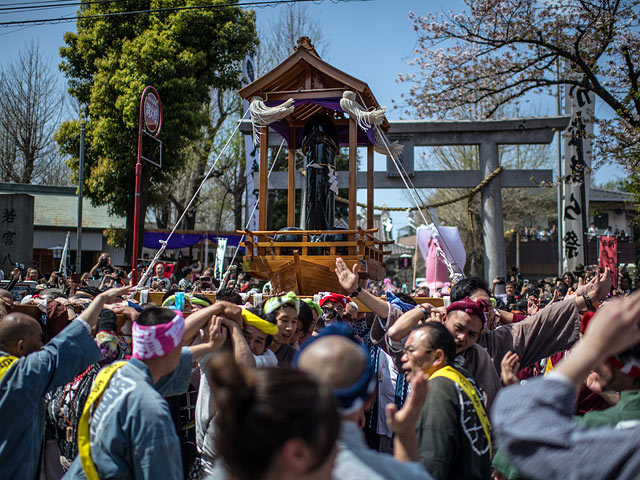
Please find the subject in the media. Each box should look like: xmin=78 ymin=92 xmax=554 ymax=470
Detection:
xmin=479 ymin=141 xmax=505 ymax=283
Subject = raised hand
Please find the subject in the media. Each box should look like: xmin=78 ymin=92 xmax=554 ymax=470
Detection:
xmin=581 ymin=290 xmax=640 ymax=360
xmin=207 ymin=315 xmax=229 ymax=350
xmin=500 ymin=351 xmax=520 ymax=386
xmin=335 ymin=257 xmax=359 ymax=292
xmin=385 ymin=373 xmax=429 ymax=435
xmin=99 ymin=285 xmax=136 ymax=304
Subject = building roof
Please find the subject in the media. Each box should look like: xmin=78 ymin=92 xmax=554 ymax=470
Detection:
xmin=0 ymin=183 xmax=125 ymax=229
xmin=589 ymin=188 xmax=635 ymax=203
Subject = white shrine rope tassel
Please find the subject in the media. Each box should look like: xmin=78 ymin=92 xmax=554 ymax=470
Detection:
xmin=373 ymin=129 xmax=403 ymax=158
xmin=340 ymin=90 xmax=387 ymax=130
xmin=249 ymin=96 xmax=295 ymax=145
xmin=374 ymin=124 xmax=463 ymax=281
xmin=133 ymin=109 xmax=250 ymax=293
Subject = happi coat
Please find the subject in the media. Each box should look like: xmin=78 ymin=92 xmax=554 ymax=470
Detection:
xmin=65 ymin=347 xmax=193 ymax=480
xmin=0 ymin=320 xmax=102 ymax=480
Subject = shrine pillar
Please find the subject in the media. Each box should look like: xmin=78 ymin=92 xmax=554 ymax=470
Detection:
xmin=479 ymin=141 xmax=506 ymax=282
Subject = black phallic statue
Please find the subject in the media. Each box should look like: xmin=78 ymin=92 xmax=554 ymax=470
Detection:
xmin=302 ymin=114 xmax=339 ymax=230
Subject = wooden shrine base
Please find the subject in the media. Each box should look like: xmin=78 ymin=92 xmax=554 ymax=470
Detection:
xmin=245 ymin=254 xmax=387 ymax=296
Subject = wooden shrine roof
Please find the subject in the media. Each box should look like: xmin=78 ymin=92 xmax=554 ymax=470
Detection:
xmin=239 ymin=37 xmax=390 ymax=130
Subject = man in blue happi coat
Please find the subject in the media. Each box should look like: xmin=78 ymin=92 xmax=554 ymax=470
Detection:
xmin=0 ymin=285 xmax=133 ymax=480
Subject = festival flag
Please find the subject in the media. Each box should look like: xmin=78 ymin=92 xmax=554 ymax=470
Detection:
xmin=562 ymin=80 xmax=594 ymax=272
xmin=598 ymin=236 xmax=618 ymax=288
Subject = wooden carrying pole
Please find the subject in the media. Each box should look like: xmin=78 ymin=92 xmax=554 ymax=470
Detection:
xmin=287 ymin=126 xmax=296 ymax=227
xmin=367 ymin=143 xmax=374 ymax=229
xmin=348 ymin=118 xmax=357 ymax=254
xmin=259 ymin=126 xmax=269 ymax=231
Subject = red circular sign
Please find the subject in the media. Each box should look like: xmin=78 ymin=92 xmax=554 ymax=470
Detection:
xmin=144 ymin=92 xmax=160 ymax=133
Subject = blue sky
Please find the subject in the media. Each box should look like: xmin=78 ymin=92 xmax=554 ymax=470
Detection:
xmin=0 ymin=0 xmax=626 ymax=235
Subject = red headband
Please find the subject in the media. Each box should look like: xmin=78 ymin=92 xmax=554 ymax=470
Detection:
xmin=446 ymin=297 xmax=489 ymax=329
xmin=319 ymin=293 xmax=348 ymax=308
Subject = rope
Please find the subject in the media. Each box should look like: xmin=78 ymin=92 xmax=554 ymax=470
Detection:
xmin=333 ymin=166 xmax=504 ymax=211
xmin=134 ymin=109 xmax=249 ymax=291
xmin=218 ymin=138 xmax=287 ymax=291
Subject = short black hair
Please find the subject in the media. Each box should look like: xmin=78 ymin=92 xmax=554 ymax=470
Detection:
xmin=298 ymin=301 xmax=314 ymax=334
xmin=216 ymin=288 xmax=243 ymax=305
xmin=412 ymin=321 xmax=456 ymax=363
xmin=395 ymin=292 xmax=417 ymax=306
xmin=137 ymin=306 xmax=176 ymax=326
xmin=450 ymin=277 xmax=490 ymax=302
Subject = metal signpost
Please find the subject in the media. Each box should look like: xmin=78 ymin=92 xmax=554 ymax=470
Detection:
xmin=132 ymin=86 xmax=163 ymax=284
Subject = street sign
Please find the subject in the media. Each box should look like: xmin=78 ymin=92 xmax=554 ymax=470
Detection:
xmin=144 ymin=92 xmax=160 ymax=134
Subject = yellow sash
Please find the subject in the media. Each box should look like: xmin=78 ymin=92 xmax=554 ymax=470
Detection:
xmin=0 ymin=354 xmax=17 ymax=382
xmin=77 ymin=361 xmax=127 ymax=480
xmin=429 ymin=365 xmax=493 ymax=457
xmin=543 ymin=356 xmax=554 ymax=375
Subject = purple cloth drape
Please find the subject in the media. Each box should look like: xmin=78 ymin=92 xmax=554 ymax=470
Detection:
xmin=264 ymin=97 xmax=375 ymax=148
xmin=143 ymin=232 xmax=242 ymax=250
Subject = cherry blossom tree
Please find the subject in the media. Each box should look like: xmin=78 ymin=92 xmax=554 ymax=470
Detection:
xmin=398 ymin=0 xmax=640 ymax=167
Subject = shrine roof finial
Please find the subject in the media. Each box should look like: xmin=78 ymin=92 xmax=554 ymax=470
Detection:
xmin=295 ymin=36 xmax=319 ymax=56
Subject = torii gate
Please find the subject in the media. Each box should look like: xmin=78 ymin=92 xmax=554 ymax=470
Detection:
xmin=241 ymin=114 xmax=570 ymax=283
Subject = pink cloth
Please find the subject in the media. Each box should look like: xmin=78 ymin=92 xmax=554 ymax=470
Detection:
xmin=132 ymin=311 xmax=185 ymax=360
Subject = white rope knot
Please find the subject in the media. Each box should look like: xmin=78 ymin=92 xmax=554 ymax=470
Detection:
xmin=340 ymin=90 xmax=387 ymax=130
xmin=249 ymin=96 xmax=295 ymax=145
xmin=373 ymin=129 xmax=404 ymax=158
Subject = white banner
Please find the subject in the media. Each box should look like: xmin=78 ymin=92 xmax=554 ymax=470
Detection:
xmin=214 ymin=237 xmax=228 ymax=280
xmin=562 ymin=83 xmax=594 ymax=271
xmin=242 ymin=55 xmax=259 ymax=231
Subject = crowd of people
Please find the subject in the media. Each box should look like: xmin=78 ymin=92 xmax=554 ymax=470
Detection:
xmin=2 ymin=254 xmax=640 ymax=480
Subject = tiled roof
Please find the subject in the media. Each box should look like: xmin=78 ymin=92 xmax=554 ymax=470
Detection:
xmin=0 ymin=183 xmax=126 ymax=229
xmin=589 ymin=188 xmax=634 ymax=203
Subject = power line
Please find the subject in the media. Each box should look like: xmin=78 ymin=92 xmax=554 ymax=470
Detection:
xmin=0 ymin=0 xmax=371 ymax=27
xmin=0 ymin=0 xmax=122 ymax=14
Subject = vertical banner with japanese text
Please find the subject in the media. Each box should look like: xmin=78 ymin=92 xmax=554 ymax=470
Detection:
xmin=242 ymin=55 xmax=258 ymax=231
xmin=0 ymin=194 xmax=34 ymax=274
xmin=598 ymin=236 xmax=618 ymax=288
xmin=214 ymin=237 xmax=228 ymax=280
xmin=562 ymin=82 xmax=594 ymax=272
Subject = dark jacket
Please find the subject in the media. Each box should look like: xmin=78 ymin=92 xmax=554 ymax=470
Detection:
xmin=416 ymin=364 xmax=491 ymax=480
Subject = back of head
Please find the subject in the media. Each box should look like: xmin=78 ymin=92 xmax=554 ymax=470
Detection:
xmin=216 ymin=288 xmax=243 ymax=305
xmin=136 ymin=306 xmax=176 ymax=326
xmin=295 ymin=324 xmax=373 ymax=415
xmin=450 ymin=277 xmax=490 ymax=302
xmin=394 ymin=292 xmax=417 ymax=306
xmin=297 ymin=335 xmax=366 ymax=390
xmin=412 ymin=321 xmax=456 ymax=364
xmin=0 ymin=312 xmax=39 ymax=355
xmin=208 ymin=352 xmax=339 ymax=480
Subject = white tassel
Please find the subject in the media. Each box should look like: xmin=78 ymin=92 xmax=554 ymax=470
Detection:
xmin=340 ymin=91 xmax=387 ymax=130
xmin=328 ymin=165 xmax=339 ymax=194
xmin=373 ymin=130 xmax=404 ymax=158
xmin=249 ymin=96 xmax=295 ymax=145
